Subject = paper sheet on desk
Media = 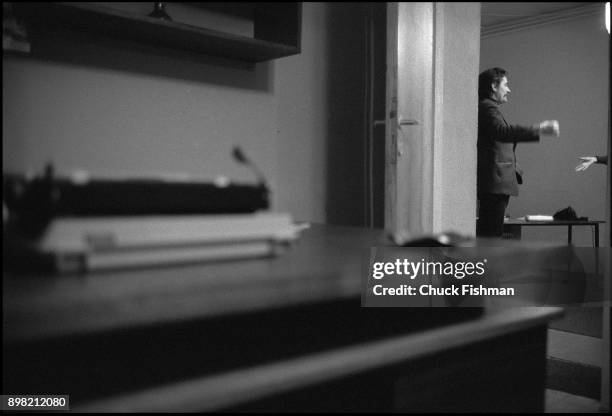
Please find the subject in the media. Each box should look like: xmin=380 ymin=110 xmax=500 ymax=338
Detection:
xmin=23 ymin=213 xmax=302 ymax=273
xmin=525 ymin=215 xmax=554 ymax=221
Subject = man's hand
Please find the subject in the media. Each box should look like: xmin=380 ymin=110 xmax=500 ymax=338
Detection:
xmin=539 ymin=120 xmax=560 ymax=138
xmin=575 ymin=156 xmax=597 ymax=171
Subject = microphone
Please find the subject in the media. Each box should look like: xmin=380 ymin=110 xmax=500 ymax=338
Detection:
xmin=232 ymin=146 xmax=268 ymax=190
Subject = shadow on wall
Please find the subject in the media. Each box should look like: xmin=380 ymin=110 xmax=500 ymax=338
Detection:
xmin=324 ymin=3 xmax=387 ymax=227
xmin=21 ymin=27 xmax=273 ymax=91
xmin=324 ymin=3 xmax=368 ymax=226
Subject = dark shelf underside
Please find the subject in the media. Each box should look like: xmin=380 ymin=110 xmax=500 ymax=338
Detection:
xmin=14 ymin=3 xmax=300 ymax=63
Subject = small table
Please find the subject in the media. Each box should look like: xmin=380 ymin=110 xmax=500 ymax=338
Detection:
xmin=503 ymin=219 xmax=604 ymax=247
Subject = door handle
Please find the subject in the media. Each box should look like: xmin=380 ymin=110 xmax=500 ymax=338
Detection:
xmin=399 ymin=118 xmax=419 ymax=126
xmin=374 ymin=119 xmax=419 ymax=127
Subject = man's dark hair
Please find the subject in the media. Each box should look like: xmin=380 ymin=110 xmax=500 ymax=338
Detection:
xmin=478 ymin=67 xmax=507 ymax=100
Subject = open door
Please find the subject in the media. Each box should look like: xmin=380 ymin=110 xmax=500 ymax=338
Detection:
xmin=384 ymin=3 xmax=480 ymax=243
xmin=384 ymin=2 xmax=435 ymax=244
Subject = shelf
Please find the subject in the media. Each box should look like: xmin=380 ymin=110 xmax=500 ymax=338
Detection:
xmin=12 ymin=2 xmax=302 ymax=63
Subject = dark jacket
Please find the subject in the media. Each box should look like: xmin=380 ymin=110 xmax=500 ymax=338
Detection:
xmin=477 ymin=98 xmax=540 ymax=196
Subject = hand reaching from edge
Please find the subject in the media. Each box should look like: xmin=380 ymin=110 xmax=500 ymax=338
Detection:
xmin=575 ymin=156 xmax=597 ymax=172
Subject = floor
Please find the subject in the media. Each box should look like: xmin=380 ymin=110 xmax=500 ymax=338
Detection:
xmin=545 ymin=389 xmax=601 ymax=413
xmin=545 ymin=328 xmax=605 ymax=413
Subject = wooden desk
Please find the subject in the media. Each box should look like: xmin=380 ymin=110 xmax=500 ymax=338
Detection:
xmin=3 ymin=224 xmax=563 ymax=412
xmin=3 ymin=224 xmax=393 ymax=342
xmin=503 ymin=219 xmax=604 ymax=247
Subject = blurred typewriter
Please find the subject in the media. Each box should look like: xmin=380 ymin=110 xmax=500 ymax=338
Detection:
xmin=3 ymin=148 xmax=298 ymax=274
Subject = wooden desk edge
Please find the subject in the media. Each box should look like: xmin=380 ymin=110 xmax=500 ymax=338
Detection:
xmin=503 ymin=220 xmax=605 ymax=225
xmin=76 ymin=307 xmax=563 ymax=412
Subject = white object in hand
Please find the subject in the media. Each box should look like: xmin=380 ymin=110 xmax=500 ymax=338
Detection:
xmin=539 ymin=120 xmax=560 ymax=137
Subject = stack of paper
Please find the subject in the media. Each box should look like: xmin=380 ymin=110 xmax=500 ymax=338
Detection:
xmin=36 ymin=212 xmax=299 ymax=273
xmin=525 ymin=215 xmax=554 ymax=221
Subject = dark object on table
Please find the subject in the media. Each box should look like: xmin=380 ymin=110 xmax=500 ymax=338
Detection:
xmin=3 ymin=162 xmax=269 ymax=237
xmin=148 ymin=2 xmax=172 ymax=21
xmin=553 ymin=206 xmax=587 ymax=221
xmin=399 ymin=232 xmax=469 ymax=247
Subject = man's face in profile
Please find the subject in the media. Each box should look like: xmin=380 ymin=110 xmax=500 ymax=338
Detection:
xmin=492 ymin=76 xmax=511 ymax=104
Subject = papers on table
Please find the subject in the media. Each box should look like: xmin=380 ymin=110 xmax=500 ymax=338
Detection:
xmin=525 ymin=215 xmax=554 ymax=221
xmin=33 ymin=212 xmax=301 ymax=273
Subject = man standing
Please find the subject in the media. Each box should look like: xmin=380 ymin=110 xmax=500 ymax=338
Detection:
xmin=477 ymin=67 xmax=560 ymax=237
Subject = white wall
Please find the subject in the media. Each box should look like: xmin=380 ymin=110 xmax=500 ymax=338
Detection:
xmin=2 ymin=55 xmax=277 ymax=182
xmin=480 ymin=10 xmax=609 ymax=246
xmin=433 ymin=3 xmax=480 ymax=236
xmin=274 ymin=4 xmax=329 ymax=222
xmin=3 ymin=3 xmax=365 ymax=224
